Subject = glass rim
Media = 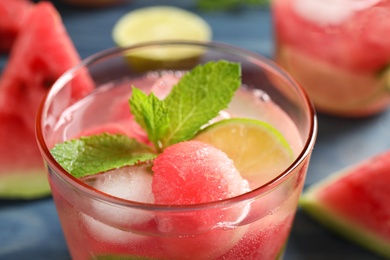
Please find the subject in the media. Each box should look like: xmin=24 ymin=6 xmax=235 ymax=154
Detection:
xmin=36 ymin=40 xmax=317 ymax=211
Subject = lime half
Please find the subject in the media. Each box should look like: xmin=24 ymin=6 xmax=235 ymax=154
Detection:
xmin=194 ymin=118 xmax=294 ymax=184
xmin=112 ymin=6 xmax=212 ymax=61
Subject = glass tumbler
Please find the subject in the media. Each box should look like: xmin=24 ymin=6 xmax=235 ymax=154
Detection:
xmin=272 ymin=0 xmax=390 ymax=117
xmin=36 ymin=41 xmax=317 ymax=260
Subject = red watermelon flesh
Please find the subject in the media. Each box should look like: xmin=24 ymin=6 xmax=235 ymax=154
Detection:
xmin=151 ymin=140 xmax=250 ymax=258
xmin=152 ymin=140 xmax=250 ymax=206
xmin=0 ymin=111 xmax=49 ymax=198
xmin=0 ymin=0 xmax=32 ymax=53
xmin=300 ymin=150 xmax=390 ymax=258
xmin=0 ymin=1 xmax=92 ymax=130
xmin=273 ymin=0 xmax=390 ymax=72
xmin=0 ymin=1 xmax=93 ymax=199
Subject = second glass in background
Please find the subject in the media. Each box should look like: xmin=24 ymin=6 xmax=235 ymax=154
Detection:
xmin=272 ymin=0 xmax=390 ymax=117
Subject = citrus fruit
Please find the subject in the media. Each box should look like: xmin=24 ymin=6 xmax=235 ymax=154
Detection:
xmin=194 ymin=118 xmax=294 ymax=185
xmin=112 ymin=6 xmax=212 ymax=70
xmin=112 ymin=6 xmax=211 ymax=49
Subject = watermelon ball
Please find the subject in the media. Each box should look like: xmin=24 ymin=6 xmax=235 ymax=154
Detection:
xmin=152 ymin=140 xmax=250 ymax=206
xmin=151 ymin=141 xmax=250 ymax=258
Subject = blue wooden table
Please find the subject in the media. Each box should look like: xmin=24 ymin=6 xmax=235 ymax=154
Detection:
xmin=0 ymin=1 xmax=388 ymax=259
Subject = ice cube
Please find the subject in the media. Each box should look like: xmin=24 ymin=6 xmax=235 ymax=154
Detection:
xmin=149 ymin=72 xmax=180 ymax=99
xmin=293 ymin=0 xmax=381 ymax=26
xmin=93 ymin=165 xmax=155 ymax=207
xmin=82 ymin=213 xmax=146 ymax=244
xmin=82 ymin=164 xmax=155 ymax=241
xmin=294 ymin=0 xmax=352 ymax=25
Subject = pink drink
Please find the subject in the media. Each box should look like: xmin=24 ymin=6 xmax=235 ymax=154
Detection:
xmin=273 ymin=0 xmax=390 ymax=117
xmin=36 ymin=42 xmax=316 ymax=260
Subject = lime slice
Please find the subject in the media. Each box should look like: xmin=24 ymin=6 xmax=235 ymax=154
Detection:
xmin=112 ymin=6 xmax=211 ymax=49
xmin=112 ymin=6 xmax=212 ymax=70
xmin=194 ymin=118 xmax=294 ymax=184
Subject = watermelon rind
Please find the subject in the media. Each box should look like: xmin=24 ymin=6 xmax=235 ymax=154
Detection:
xmin=300 ymin=172 xmax=390 ymax=259
xmin=0 ymin=171 xmax=50 ymax=199
xmin=0 ymin=1 xmax=90 ymax=200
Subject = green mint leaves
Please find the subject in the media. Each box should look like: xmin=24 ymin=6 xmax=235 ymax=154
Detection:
xmin=129 ymin=88 xmax=169 ymax=152
xmin=51 ymin=134 xmax=156 ymax=178
xmin=51 ymin=61 xmax=241 ymax=178
xmin=130 ymin=60 xmax=242 ymax=150
xmin=160 ymin=61 xmax=241 ymax=147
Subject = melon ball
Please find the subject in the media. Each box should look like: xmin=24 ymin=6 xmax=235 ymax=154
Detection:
xmin=151 ymin=140 xmax=250 ymax=258
xmin=151 ymin=140 xmax=250 ymax=205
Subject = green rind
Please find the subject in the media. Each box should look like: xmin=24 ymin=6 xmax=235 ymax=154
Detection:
xmin=300 ymin=183 xmax=390 ymax=258
xmin=0 ymin=170 xmax=51 ymax=199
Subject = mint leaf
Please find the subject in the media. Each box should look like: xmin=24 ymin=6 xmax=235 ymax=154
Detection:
xmin=161 ymin=60 xmax=241 ymax=147
xmin=51 ymin=133 xmax=156 ymax=178
xmin=129 ymin=87 xmax=169 ymax=151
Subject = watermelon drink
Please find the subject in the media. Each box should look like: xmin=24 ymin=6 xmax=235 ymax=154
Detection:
xmin=36 ymin=42 xmax=316 ymax=259
xmin=272 ymin=0 xmax=390 ymax=117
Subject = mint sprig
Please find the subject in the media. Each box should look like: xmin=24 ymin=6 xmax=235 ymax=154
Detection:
xmin=129 ymin=88 xmax=169 ymax=152
xmin=130 ymin=60 xmax=241 ymax=150
xmin=161 ymin=61 xmax=241 ymax=147
xmin=51 ymin=134 xmax=156 ymax=178
xmin=51 ymin=61 xmax=241 ymax=178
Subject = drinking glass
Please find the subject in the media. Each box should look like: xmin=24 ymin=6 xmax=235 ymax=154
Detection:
xmin=272 ymin=0 xmax=390 ymax=117
xmin=36 ymin=41 xmax=317 ymax=259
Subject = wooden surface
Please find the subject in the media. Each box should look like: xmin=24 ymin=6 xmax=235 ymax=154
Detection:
xmin=0 ymin=1 xmax=388 ymax=259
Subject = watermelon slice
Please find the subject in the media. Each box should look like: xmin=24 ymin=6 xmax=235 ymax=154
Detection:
xmin=0 ymin=0 xmax=32 ymax=53
xmin=300 ymin=150 xmax=390 ymax=258
xmin=0 ymin=1 xmax=93 ymax=199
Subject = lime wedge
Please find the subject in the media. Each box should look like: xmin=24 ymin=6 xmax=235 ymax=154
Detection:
xmin=194 ymin=118 xmax=294 ymax=184
xmin=112 ymin=6 xmax=212 ymax=71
